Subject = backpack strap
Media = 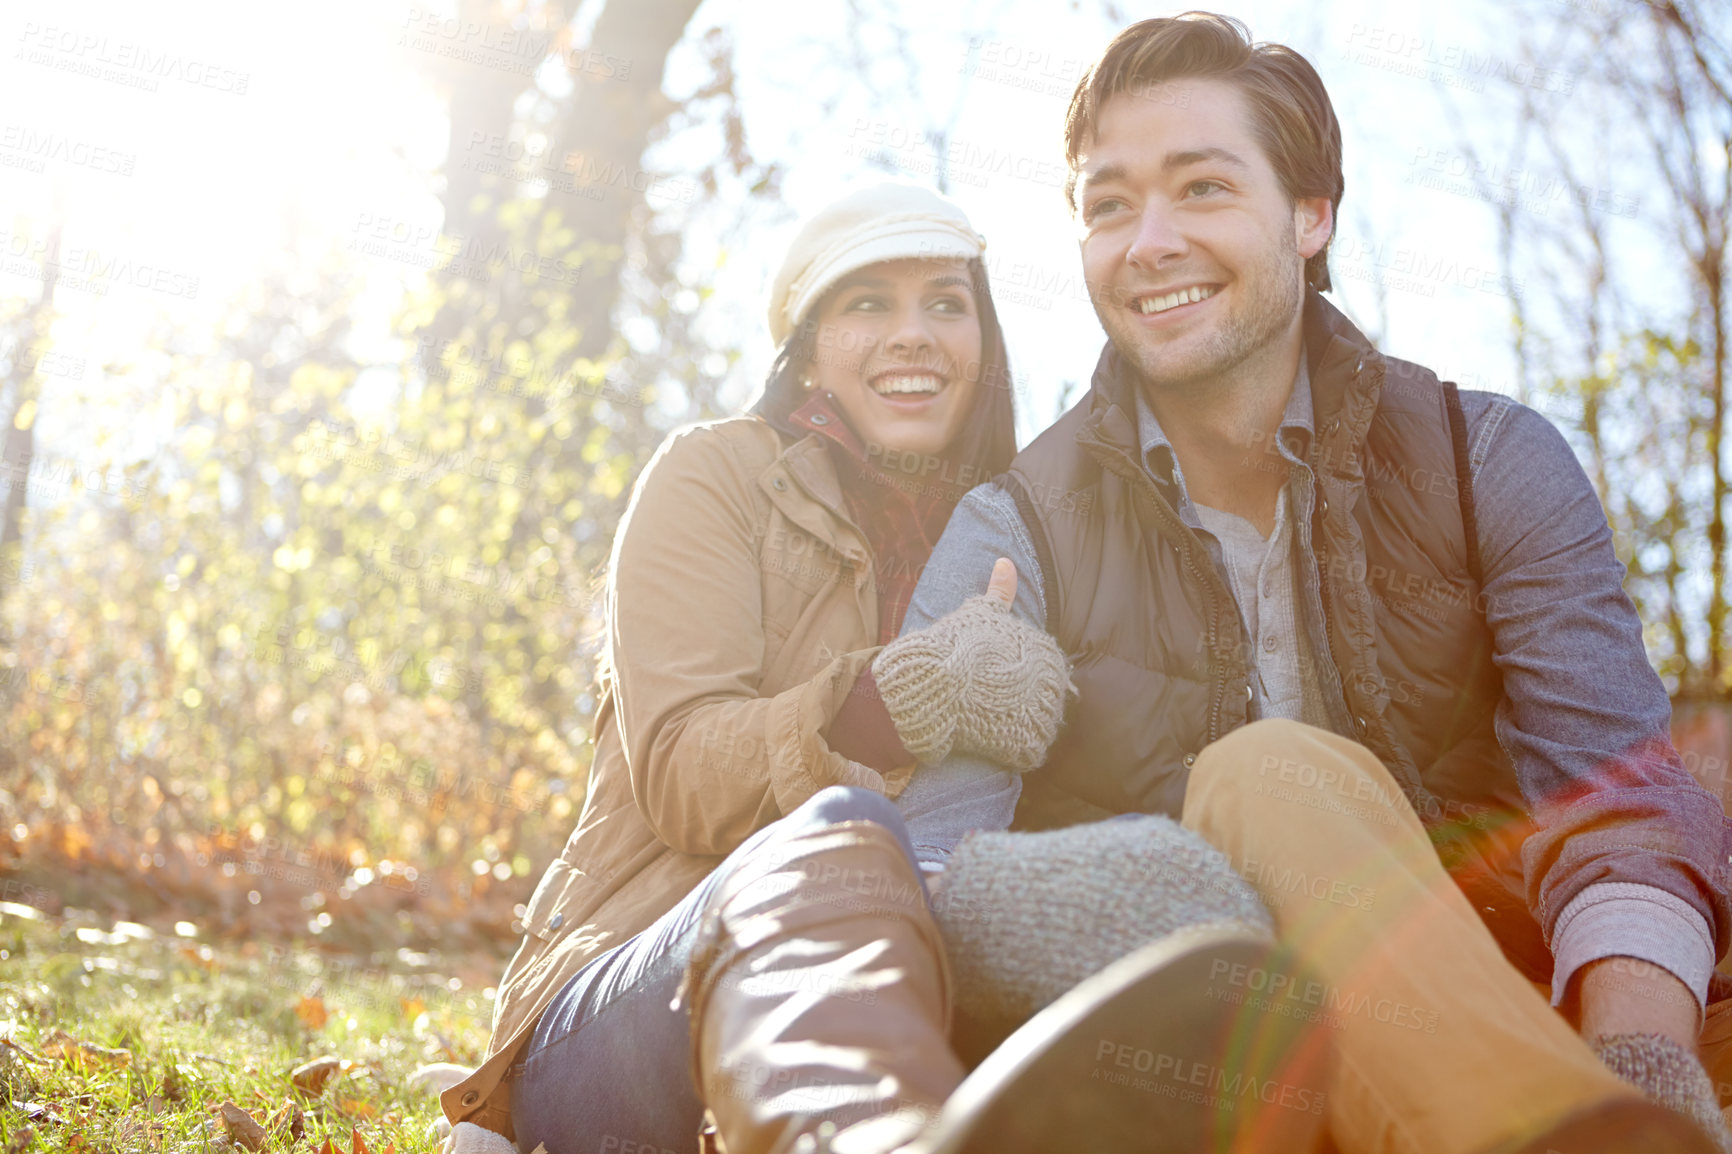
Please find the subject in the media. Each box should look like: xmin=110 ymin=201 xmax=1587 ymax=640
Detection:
xmin=1443 ymin=381 xmax=1483 ymax=587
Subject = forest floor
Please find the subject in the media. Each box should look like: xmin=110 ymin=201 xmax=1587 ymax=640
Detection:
xmin=0 ymin=901 xmax=493 ymax=1154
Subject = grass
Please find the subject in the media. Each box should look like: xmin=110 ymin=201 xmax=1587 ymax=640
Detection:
xmin=0 ymin=901 xmax=494 ymax=1154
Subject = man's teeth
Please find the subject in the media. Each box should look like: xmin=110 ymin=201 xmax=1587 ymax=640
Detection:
xmin=873 ymin=375 xmax=944 ymax=395
xmin=1138 ymin=286 xmax=1215 ymax=314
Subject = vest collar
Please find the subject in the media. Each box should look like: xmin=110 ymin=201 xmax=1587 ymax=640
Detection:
xmin=1077 ymin=292 xmax=1385 ymax=484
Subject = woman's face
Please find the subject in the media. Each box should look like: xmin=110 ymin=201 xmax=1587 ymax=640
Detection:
xmin=804 ymin=257 xmax=985 ymax=461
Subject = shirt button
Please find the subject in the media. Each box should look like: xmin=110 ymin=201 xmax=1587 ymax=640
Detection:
xmin=1183 ymin=753 xmax=1197 ymax=768
xmin=461 ymin=1090 xmax=480 ymax=1107
xmin=548 ymin=912 xmax=564 ymax=931
xmin=1263 ymin=635 xmax=1277 ymax=652
xmin=772 ymin=477 xmax=788 ymax=491
xmin=1245 ymin=684 xmax=1255 ymax=702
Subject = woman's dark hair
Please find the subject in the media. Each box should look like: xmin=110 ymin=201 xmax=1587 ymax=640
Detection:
xmin=751 ymin=256 xmax=1018 ymax=491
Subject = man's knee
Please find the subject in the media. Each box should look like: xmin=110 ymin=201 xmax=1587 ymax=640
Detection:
xmin=1189 ymin=720 xmax=1328 ymax=791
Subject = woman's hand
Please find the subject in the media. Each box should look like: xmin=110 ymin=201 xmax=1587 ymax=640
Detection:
xmin=872 ymin=557 xmax=1073 ymax=772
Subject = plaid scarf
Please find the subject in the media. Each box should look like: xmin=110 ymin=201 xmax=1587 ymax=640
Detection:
xmin=788 ymin=391 xmax=965 ymax=644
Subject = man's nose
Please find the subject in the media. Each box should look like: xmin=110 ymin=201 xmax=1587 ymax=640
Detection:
xmin=1126 ymin=204 xmax=1186 ymax=271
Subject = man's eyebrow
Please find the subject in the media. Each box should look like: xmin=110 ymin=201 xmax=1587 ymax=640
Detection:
xmin=1163 ymin=147 xmax=1250 ymax=173
xmin=1076 ymin=162 xmax=1128 ymax=194
xmin=1075 ymin=149 xmax=1247 ymax=193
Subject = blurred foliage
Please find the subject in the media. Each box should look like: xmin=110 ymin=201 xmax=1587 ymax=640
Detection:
xmin=0 ymin=0 xmax=757 ymax=940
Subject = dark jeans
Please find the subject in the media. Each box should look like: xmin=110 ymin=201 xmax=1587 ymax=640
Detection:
xmin=509 ymin=786 xmax=924 ymax=1154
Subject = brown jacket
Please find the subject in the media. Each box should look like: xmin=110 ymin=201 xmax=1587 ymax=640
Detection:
xmin=442 ymin=416 xmax=913 ymax=1134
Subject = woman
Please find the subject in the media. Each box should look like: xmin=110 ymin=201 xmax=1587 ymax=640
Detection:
xmin=437 ymin=182 xmax=1055 ymax=1151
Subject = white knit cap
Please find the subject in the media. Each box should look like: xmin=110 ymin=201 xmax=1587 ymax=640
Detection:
xmin=768 ymin=182 xmax=987 ymax=346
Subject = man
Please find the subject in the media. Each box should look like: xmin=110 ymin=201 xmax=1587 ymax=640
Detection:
xmin=685 ymin=13 xmax=1732 ymax=1154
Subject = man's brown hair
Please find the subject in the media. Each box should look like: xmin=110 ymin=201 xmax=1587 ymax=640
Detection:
xmin=1063 ymin=12 xmax=1344 ymax=292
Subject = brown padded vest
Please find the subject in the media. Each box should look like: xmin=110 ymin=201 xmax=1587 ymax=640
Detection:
xmin=1001 ymin=294 xmax=1551 ymax=976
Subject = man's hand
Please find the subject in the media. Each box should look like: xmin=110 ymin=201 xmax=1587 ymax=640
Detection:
xmin=1575 ymin=956 xmax=1699 ymax=1049
xmin=874 ymin=556 xmax=1072 ymax=772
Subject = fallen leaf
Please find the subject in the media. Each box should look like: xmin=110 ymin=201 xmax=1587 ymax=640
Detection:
xmin=399 ymin=997 xmax=425 ymax=1020
xmin=3 ymin=1126 xmax=33 ymax=1154
xmin=216 ymin=1101 xmax=267 ymax=1151
xmin=0 ymin=1037 xmax=47 ymax=1065
xmin=340 ymin=1097 xmax=379 ymax=1121
xmin=350 ymin=1129 xmax=371 ymax=1154
xmin=296 ymin=995 xmax=329 ymax=1030
xmin=316 ymin=1139 xmax=337 ymax=1154
xmin=291 ymin=1055 xmax=344 ymax=1096
xmin=268 ymin=1101 xmax=305 ymax=1143
xmin=39 ymin=1030 xmax=132 ymax=1070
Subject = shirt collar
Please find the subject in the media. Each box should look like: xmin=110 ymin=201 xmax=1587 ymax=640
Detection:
xmin=1136 ymin=349 xmax=1314 ymax=488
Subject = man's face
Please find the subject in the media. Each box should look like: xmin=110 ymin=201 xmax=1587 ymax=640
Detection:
xmin=1073 ymin=78 xmax=1332 ymax=394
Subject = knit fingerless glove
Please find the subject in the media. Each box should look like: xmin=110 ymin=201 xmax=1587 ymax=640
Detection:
xmin=872 ymin=593 xmax=1072 ymax=772
xmin=1592 ymin=1032 xmax=1732 ymax=1153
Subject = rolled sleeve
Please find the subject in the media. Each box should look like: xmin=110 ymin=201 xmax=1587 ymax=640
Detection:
xmin=1463 ymin=393 xmax=1732 ymax=952
xmin=1549 ymin=882 xmax=1716 ymax=1020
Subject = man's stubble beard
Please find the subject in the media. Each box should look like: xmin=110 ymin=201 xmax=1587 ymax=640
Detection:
xmin=1097 ymin=243 xmax=1307 ymax=401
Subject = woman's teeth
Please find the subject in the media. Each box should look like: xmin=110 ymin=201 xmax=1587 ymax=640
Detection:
xmin=1139 ymin=285 xmax=1215 ymax=314
xmin=872 ymin=374 xmax=944 ymax=396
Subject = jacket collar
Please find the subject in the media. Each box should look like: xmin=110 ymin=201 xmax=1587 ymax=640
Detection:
xmin=753 ymin=417 xmax=871 ymax=566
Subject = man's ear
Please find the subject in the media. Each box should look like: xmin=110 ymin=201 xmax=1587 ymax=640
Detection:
xmin=1295 ymin=196 xmax=1333 ymax=260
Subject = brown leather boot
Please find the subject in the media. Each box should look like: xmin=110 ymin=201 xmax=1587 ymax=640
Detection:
xmin=682 ymin=819 xmax=965 ymax=1154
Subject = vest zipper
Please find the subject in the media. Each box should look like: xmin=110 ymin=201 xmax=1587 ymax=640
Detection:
xmin=1092 ymin=437 xmax=1234 ymax=744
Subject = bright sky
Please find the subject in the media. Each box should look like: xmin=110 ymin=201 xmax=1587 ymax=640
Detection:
xmin=0 ymin=0 xmax=1621 ymax=457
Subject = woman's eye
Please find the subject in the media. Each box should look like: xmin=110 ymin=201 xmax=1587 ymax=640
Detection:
xmin=843 ymin=295 xmax=888 ymax=313
xmin=930 ymin=295 xmax=968 ymax=315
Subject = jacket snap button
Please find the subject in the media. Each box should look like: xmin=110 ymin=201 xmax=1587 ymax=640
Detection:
xmin=810 ymin=413 xmax=829 ymax=425
xmin=1183 ymin=753 xmax=1197 ymax=768
xmin=771 ymin=477 xmax=787 ymax=492
xmin=1354 ymin=716 xmax=1368 ymax=736
xmin=1319 ymin=497 xmax=1329 ymax=516
xmin=461 ymin=1090 xmax=479 ymax=1107
xmin=548 ymin=912 xmax=564 ymax=931
xmin=1244 ymin=684 xmax=1254 ymax=702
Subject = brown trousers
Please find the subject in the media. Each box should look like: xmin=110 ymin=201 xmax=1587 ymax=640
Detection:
xmin=1180 ymin=719 xmax=1704 ymax=1154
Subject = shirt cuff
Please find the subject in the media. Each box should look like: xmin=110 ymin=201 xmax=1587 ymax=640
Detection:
xmin=822 ymin=668 xmax=915 ymax=777
xmin=1549 ymin=881 xmax=1715 ymax=1017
